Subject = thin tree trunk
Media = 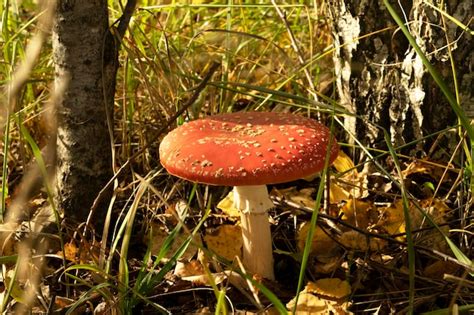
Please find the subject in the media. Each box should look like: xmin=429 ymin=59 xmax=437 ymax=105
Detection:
xmin=52 ymin=1 xmax=124 ymax=225
xmin=329 ymin=1 xmax=472 ymax=159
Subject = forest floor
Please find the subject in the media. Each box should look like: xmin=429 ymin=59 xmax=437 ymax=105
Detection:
xmin=0 ymin=2 xmax=473 ymax=314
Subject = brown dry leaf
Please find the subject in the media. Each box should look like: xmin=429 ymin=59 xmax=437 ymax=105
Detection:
xmin=314 ymin=255 xmax=341 ymax=274
xmin=339 ymin=230 xmax=387 ymax=251
xmin=297 ymin=223 xmax=338 ymax=258
xmin=59 ymin=242 xmax=78 ymax=262
xmin=78 ymin=239 xmax=101 ymax=264
xmin=0 ymin=221 xmax=19 ymax=256
xmin=307 ymin=278 xmax=351 ymax=299
xmin=217 ymin=191 xmax=241 ymax=218
xmin=164 ymin=200 xmax=190 ymax=224
xmin=423 ymin=260 xmax=459 ymax=279
xmin=293 ymin=188 xmax=317 ymax=208
xmin=416 ymin=203 xmax=451 ymax=252
xmin=204 ymin=224 xmax=242 ymax=261
xmin=420 ymin=198 xmax=451 ymax=223
xmin=340 ymin=199 xmax=374 ymax=229
xmin=401 ymin=159 xmax=446 ymax=181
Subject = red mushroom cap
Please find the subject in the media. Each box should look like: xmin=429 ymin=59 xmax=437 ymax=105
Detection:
xmin=159 ymin=112 xmax=339 ymax=186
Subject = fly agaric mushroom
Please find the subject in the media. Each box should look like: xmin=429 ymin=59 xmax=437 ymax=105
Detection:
xmin=159 ymin=112 xmax=339 ymax=280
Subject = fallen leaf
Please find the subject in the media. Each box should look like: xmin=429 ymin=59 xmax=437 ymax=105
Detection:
xmin=58 ymin=242 xmax=78 ymax=262
xmin=339 ymin=230 xmax=387 ymax=251
xmin=276 ymin=187 xmax=317 ymax=209
xmin=401 ymin=159 xmax=446 ymax=181
xmin=332 ymin=150 xmax=357 ymax=175
xmin=204 ymin=224 xmax=242 ymax=261
xmin=286 ymin=292 xmax=328 ymax=314
xmin=313 ymin=255 xmax=341 ymax=274
xmin=329 ymin=181 xmax=350 ymax=204
xmin=331 ymin=151 xmax=369 ymax=199
xmin=217 ymin=191 xmax=241 ymax=218
xmin=297 ymin=223 xmax=338 ymax=258
xmin=0 ymin=221 xmax=20 ymax=256
xmin=377 ymin=199 xmax=420 ymax=239
xmin=423 ymin=260 xmax=459 ymax=279
xmin=420 ymin=198 xmax=451 ymax=223
xmin=144 ymin=222 xmax=199 ymax=261
xmin=340 ymin=199 xmax=374 ymax=229
xmin=287 ymin=280 xmax=352 ymax=314
xmin=307 ymin=278 xmax=351 ymax=299
xmin=78 ymin=239 xmax=101 ymax=264
xmin=174 ymin=259 xmax=204 ymax=278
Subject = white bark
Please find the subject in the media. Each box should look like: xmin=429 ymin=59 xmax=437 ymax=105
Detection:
xmin=233 ymin=185 xmax=275 ymax=280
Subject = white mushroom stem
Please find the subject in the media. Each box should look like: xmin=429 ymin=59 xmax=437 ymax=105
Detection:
xmin=233 ymin=185 xmax=275 ymax=280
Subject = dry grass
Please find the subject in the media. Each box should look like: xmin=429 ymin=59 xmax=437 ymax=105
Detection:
xmin=0 ymin=1 xmax=472 ymax=314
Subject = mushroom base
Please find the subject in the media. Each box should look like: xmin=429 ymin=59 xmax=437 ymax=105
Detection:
xmin=233 ymin=185 xmax=275 ymax=280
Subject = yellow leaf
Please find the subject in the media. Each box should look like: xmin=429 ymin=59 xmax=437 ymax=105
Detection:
xmin=204 ymin=224 xmax=242 ymax=261
xmin=297 ymin=223 xmax=337 ymax=257
xmin=287 ymin=280 xmax=352 ymax=315
xmin=286 ymin=292 xmax=328 ymax=314
xmin=329 ymin=181 xmax=350 ymax=204
xmin=332 ymin=150 xmax=356 ymax=175
xmin=217 ymin=191 xmax=241 ymax=218
xmin=340 ymin=199 xmax=374 ymax=229
xmin=339 ymin=230 xmax=387 ymax=251
xmin=377 ymin=199 xmax=427 ymax=240
xmin=331 ymin=151 xmax=369 ymax=199
xmin=307 ymin=278 xmax=351 ymax=299
xmin=276 ymin=187 xmax=316 ymax=209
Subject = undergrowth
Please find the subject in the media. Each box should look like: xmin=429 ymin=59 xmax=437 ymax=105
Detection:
xmin=0 ymin=1 xmax=472 ymax=314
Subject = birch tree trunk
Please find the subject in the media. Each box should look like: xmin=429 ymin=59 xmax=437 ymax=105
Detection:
xmin=330 ymin=1 xmax=473 ymax=159
xmin=52 ymin=1 xmax=126 ymax=225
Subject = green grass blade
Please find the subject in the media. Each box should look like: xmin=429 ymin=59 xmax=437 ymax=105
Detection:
xmin=384 ymin=130 xmax=416 ymax=314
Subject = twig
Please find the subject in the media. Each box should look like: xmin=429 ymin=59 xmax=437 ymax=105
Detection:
xmin=116 ymin=0 xmax=138 ymax=40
